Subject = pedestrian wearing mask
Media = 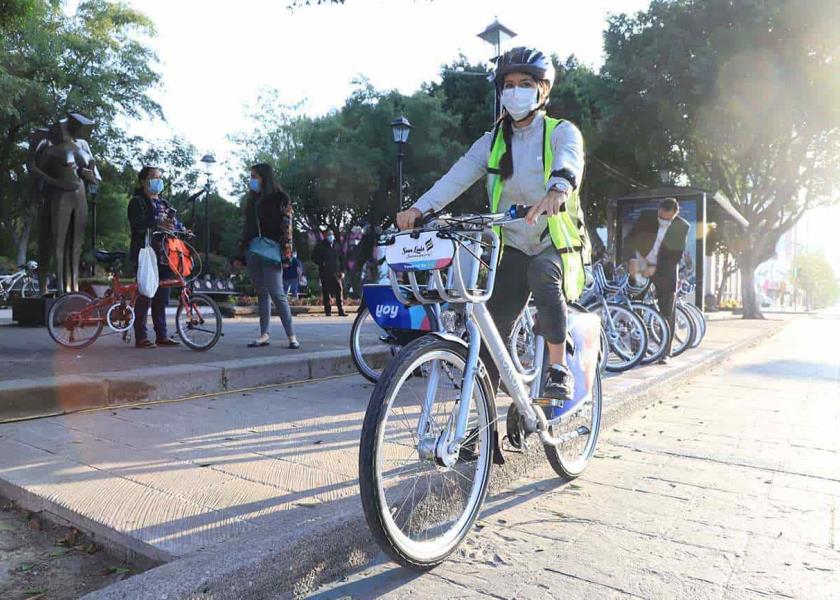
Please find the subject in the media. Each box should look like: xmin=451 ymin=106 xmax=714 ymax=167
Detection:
xmin=234 ymin=163 xmax=299 ymax=349
xmin=312 ymin=229 xmax=346 ymax=316
xmin=282 ymin=244 xmax=302 ymax=298
xmin=127 ymin=166 xmax=182 ymax=348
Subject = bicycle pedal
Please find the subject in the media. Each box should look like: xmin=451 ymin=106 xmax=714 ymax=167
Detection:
xmin=531 ymin=397 xmax=564 ymax=408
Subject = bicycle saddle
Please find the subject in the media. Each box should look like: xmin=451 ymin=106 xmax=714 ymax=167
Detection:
xmin=94 ymin=250 xmax=126 ymax=264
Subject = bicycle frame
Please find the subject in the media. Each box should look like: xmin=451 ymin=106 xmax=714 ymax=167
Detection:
xmin=387 ymin=225 xmax=583 ymax=465
xmin=0 ymin=270 xmax=27 ymax=299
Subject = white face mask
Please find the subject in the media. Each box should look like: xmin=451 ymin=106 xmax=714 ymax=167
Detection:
xmin=658 ymin=217 xmax=672 ymax=227
xmin=501 ymin=87 xmax=540 ymax=121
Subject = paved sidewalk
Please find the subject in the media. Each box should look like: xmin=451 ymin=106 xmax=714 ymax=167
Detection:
xmin=0 ymin=315 xmax=354 ymax=383
xmin=312 ymin=310 xmax=840 ymax=599
xmin=0 ymin=315 xmax=369 ymax=420
xmin=0 ymin=317 xmax=785 ymax=594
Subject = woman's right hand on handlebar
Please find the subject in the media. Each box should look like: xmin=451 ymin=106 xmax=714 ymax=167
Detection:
xmin=396 ymin=208 xmax=422 ymax=231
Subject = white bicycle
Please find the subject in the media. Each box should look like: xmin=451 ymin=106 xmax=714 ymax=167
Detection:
xmin=359 ymin=207 xmax=603 ymax=569
xmin=0 ymin=260 xmax=39 ymax=303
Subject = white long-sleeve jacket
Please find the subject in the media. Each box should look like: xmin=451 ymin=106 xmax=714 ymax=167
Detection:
xmin=412 ymin=112 xmax=584 ymax=256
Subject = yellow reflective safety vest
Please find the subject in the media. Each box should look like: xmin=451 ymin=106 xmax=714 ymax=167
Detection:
xmin=487 ymin=116 xmax=591 ymax=302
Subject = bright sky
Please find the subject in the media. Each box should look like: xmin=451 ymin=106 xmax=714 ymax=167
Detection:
xmin=104 ymin=0 xmax=651 ymax=174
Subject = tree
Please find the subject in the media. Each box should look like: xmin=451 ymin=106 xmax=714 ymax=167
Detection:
xmin=232 ymin=81 xmax=466 ymax=235
xmin=0 ymin=0 xmax=161 ymax=264
xmin=601 ymin=0 xmax=840 ymax=318
xmin=792 ymin=253 xmax=839 ymax=310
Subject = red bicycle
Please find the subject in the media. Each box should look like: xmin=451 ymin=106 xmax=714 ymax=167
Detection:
xmin=46 ymin=232 xmax=223 ymax=351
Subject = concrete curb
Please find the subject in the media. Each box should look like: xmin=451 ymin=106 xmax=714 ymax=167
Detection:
xmin=77 ymin=318 xmax=790 ymax=600
xmin=0 ymin=350 xmax=383 ymax=422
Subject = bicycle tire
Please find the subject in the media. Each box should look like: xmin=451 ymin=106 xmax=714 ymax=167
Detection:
xmin=670 ymin=304 xmax=696 ymax=357
xmin=350 ymin=306 xmax=396 ymax=383
xmin=683 ymin=302 xmax=707 ymax=348
xmin=359 ymin=335 xmax=495 ymax=569
xmin=47 ymin=292 xmax=104 ymax=349
xmin=587 ymin=302 xmax=648 ymax=372
xmin=543 ymin=362 xmax=603 ymax=479
xmin=632 ymin=302 xmax=670 ymax=365
xmin=21 ymin=277 xmax=38 ymax=298
xmin=176 ymin=293 xmax=222 ymax=351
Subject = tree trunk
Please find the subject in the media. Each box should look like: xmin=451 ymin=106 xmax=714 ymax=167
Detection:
xmin=739 ymin=256 xmax=764 ymax=319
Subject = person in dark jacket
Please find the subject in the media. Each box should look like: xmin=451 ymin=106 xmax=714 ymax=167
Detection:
xmin=622 ymin=197 xmax=690 ymax=363
xmin=312 ymin=230 xmax=346 ymax=316
xmin=127 ymin=166 xmax=181 ymax=348
xmin=233 ymin=163 xmax=299 ymax=349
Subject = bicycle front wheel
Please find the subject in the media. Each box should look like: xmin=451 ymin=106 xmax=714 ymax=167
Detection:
xmin=589 ymin=303 xmax=648 ymax=372
xmin=47 ymin=292 xmax=104 ymax=349
xmin=633 ymin=302 xmax=670 ymax=365
xmin=176 ymin=293 xmax=222 ymax=351
xmin=21 ymin=277 xmax=39 ymax=298
xmin=683 ymin=302 xmax=707 ymax=348
xmin=359 ymin=335 xmax=495 ymax=569
xmin=350 ymin=306 xmax=398 ymax=383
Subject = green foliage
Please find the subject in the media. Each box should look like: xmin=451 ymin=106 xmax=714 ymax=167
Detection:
xmin=792 ymin=253 xmax=839 ymax=309
xmin=600 ymin=0 xmax=840 ymax=316
xmin=233 ymin=80 xmax=465 ymax=232
xmin=0 ymin=0 xmax=161 ymax=262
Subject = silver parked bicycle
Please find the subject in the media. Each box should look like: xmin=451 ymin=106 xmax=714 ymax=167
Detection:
xmin=359 ymin=207 xmax=603 ymax=569
xmin=0 ymin=261 xmax=40 ymax=304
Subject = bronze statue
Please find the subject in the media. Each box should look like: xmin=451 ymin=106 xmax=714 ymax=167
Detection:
xmin=29 ymin=113 xmax=99 ymax=294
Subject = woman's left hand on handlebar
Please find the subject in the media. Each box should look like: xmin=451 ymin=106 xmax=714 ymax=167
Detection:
xmin=525 ymin=188 xmax=568 ymax=225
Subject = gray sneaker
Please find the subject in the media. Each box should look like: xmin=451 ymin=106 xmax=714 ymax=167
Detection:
xmin=543 ymin=365 xmax=574 ymax=405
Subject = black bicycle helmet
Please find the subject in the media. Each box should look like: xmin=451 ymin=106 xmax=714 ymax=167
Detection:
xmin=494 ymin=46 xmax=555 ymax=88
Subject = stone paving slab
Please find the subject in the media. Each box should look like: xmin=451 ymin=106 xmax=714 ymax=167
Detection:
xmin=0 ymin=316 xmax=787 ymax=599
xmin=0 ymin=318 xmax=781 ymax=558
xmin=307 ymin=311 xmax=838 ymax=600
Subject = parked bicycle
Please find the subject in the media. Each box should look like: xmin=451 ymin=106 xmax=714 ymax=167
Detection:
xmin=359 ymin=207 xmax=603 ymax=568
xmin=46 ymin=232 xmax=223 ymax=351
xmin=0 ymin=261 xmax=40 ymax=303
xmin=579 ymin=263 xmax=649 ymax=372
xmin=627 ymin=277 xmax=696 ymax=357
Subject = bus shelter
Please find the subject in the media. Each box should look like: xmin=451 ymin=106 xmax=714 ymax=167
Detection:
xmin=606 ymin=186 xmax=748 ymax=309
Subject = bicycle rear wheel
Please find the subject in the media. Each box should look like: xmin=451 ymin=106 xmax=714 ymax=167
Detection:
xmin=176 ymin=293 xmax=222 ymax=351
xmin=350 ymin=306 xmax=399 ymax=382
xmin=543 ymin=363 xmax=602 ymax=479
xmin=359 ymin=335 xmax=495 ymax=569
xmin=47 ymin=292 xmax=104 ymax=349
xmin=670 ymin=304 xmax=696 ymax=357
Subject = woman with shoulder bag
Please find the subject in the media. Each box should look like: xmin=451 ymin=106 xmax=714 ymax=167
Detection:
xmin=233 ymin=163 xmax=299 ymax=349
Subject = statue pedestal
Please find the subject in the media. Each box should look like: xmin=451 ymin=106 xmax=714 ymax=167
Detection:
xmin=11 ymin=297 xmax=56 ymax=326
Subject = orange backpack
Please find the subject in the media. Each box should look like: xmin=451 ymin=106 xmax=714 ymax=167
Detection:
xmin=166 ymin=238 xmax=193 ymax=277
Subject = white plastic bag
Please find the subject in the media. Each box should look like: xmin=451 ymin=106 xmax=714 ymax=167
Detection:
xmin=137 ymin=231 xmax=159 ymax=298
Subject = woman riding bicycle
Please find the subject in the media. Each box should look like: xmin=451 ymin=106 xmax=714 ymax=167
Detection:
xmin=396 ymin=46 xmax=590 ymax=405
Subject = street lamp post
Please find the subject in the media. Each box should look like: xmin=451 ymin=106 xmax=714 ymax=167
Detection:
xmin=199 ymin=153 xmax=216 ymax=266
xmin=477 ymin=17 xmax=517 ymax=121
xmin=390 ymin=116 xmax=412 ymax=212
